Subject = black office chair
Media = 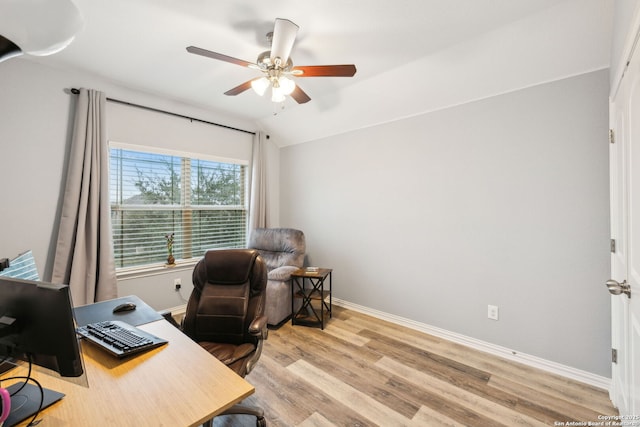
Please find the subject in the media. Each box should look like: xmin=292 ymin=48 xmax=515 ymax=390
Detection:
xmin=182 ymin=249 xmax=268 ymax=427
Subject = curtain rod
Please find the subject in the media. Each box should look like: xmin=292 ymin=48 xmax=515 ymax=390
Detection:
xmin=69 ymin=88 xmax=255 ymax=136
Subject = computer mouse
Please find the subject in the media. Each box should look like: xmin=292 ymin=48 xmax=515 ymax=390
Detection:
xmin=112 ymin=302 xmax=137 ymax=313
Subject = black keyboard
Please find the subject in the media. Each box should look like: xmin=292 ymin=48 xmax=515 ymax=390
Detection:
xmin=76 ymin=320 xmax=167 ymax=358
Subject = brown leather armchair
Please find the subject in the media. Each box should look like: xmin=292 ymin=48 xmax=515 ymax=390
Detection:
xmin=183 ymin=249 xmax=268 ymax=427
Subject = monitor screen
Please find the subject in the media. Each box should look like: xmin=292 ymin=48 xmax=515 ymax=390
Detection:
xmin=0 ymin=276 xmax=83 ymax=377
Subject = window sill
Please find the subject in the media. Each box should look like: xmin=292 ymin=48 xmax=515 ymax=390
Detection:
xmin=116 ymin=259 xmax=198 ymax=281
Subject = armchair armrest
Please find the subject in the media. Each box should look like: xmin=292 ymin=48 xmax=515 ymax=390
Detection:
xmin=268 ymin=265 xmax=300 ymax=281
xmin=249 ymin=315 xmax=268 ymax=340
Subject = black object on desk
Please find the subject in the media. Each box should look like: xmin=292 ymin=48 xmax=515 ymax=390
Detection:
xmin=74 ymin=295 xmax=163 ymax=327
xmin=4 ymin=383 xmax=64 ymax=427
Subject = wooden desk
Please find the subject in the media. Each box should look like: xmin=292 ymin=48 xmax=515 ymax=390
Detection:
xmin=3 ymin=320 xmax=254 ymax=426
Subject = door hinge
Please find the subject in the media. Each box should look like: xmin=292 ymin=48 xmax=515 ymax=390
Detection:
xmin=611 ymin=239 xmax=616 ymax=253
xmin=612 ymin=348 xmax=618 ymax=364
xmin=610 ymin=129 xmax=615 ymax=144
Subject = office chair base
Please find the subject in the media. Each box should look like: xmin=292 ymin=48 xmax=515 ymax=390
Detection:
xmin=203 ymin=403 xmax=266 ymax=427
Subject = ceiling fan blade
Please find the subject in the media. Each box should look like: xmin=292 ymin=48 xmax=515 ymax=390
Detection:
xmin=292 ymin=64 xmax=357 ymax=77
xmin=270 ymin=18 xmax=299 ymax=65
xmin=186 ymin=46 xmax=255 ymax=68
xmin=290 ymin=85 xmax=311 ymax=104
xmin=224 ymin=80 xmax=257 ymax=96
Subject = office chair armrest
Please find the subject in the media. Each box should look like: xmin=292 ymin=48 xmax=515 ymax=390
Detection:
xmin=249 ymin=315 xmax=268 ymax=340
xmin=160 ymin=311 xmax=181 ymax=329
xmin=246 ymin=315 xmax=268 ymax=375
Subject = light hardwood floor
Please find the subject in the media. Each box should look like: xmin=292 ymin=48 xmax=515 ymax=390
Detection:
xmin=213 ymin=306 xmax=617 ymax=426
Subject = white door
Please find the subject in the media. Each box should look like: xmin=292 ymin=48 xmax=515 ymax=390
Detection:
xmin=609 ymin=82 xmax=629 ymax=413
xmin=609 ymin=27 xmax=640 ymax=416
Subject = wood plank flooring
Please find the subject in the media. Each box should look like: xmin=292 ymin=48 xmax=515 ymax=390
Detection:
xmin=213 ymin=306 xmax=617 ymax=426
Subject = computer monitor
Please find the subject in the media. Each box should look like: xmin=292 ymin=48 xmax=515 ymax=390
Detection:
xmin=0 ymin=276 xmax=83 ymax=377
xmin=0 ymin=276 xmax=86 ymax=426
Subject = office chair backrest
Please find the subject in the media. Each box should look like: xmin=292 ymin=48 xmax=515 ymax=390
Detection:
xmin=184 ymin=249 xmax=267 ymax=345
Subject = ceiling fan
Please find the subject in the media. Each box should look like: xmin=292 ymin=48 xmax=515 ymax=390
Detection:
xmin=186 ymin=18 xmax=357 ymax=104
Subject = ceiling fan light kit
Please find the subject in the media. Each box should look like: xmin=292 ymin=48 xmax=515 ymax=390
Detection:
xmin=187 ymin=18 xmax=357 ymax=105
xmin=251 ymin=77 xmax=270 ymax=96
xmin=250 ymin=50 xmax=297 ymax=101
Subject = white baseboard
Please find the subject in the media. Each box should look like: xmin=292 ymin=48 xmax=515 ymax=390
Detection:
xmin=333 ymin=298 xmax=611 ymax=391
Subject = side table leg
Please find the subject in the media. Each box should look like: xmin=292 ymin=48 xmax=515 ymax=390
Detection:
xmin=320 ymin=277 xmax=324 ymax=330
xmin=329 ymin=272 xmax=332 ymax=318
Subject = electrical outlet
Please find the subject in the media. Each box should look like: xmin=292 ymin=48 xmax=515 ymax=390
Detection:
xmin=487 ymin=305 xmax=499 ymax=320
xmin=174 ymin=278 xmax=181 ymax=290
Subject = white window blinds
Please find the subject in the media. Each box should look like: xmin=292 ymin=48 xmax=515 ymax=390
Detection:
xmin=109 ymin=146 xmax=247 ymax=269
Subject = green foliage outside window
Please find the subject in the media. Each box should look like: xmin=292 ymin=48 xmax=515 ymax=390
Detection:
xmin=110 ymin=147 xmax=247 ymax=269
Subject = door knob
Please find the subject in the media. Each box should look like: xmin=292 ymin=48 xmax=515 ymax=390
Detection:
xmin=606 ymin=279 xmax=631 ymax=298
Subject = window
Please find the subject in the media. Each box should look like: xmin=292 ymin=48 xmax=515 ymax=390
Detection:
xmin=109 ymin=144 xmax=247 ymax=269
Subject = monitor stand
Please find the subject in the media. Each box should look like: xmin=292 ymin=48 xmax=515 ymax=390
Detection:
xmin=4 ymin=382 xmax=64 ymax=427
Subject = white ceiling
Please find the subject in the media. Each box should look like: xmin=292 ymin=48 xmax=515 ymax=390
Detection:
xmin=29 ymin=0 xmax=613 ymax=146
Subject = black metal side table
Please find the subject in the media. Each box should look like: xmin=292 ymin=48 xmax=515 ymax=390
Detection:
xmin=291 ymin=268 xmax=332 ymax=329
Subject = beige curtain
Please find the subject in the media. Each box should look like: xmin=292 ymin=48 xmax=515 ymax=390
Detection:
xmin=248 ymin=131 xmax=268 ymax=234
xmin=51 ymin=88 xmax=117 ymax=305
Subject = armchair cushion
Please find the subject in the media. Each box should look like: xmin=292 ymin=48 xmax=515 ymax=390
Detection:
xmin=248 ymin=228 xmax=305 ymax=270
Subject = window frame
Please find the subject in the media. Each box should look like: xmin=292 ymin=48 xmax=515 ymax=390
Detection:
xmin=109 ymin=141 xmax=250 ymax=276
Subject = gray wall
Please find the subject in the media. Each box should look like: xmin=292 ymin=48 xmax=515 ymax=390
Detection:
xmin=279 ymin=70 xmax=611 ymax=377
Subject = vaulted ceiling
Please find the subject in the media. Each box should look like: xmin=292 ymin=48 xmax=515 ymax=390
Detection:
xmin=29 ymin=0 xmax=613 ymax=146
